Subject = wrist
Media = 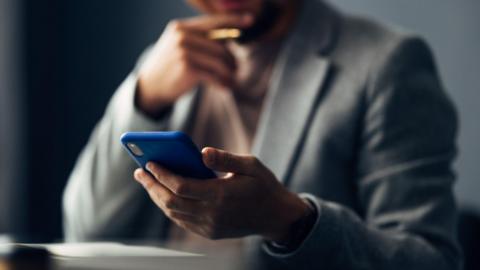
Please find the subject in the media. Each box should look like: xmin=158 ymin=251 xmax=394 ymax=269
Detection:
xmin=135 ymin=78 xmax=173 ymax=119
xmin=263 ymin=192 xmax=312 ymax=243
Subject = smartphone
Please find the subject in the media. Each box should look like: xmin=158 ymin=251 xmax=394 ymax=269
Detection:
xmin=120 ymin=131 xmax=216 ymax=179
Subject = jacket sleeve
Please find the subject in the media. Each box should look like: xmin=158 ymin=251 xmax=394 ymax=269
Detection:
xmin=263 ymin=37 xmax=462 ymax=270
xmin=62 ymin=49 xmax=197 ymax=241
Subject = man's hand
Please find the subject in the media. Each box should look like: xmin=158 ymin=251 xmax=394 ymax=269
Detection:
xmin=136 ymin=14 xmax=253 ymax=116
xmin=133 ymin=147 xmax=310 ymax=242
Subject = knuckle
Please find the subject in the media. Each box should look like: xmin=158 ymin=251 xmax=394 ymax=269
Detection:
xmin=151 ymin=170 xmax=161 ymax=181
xmin=176 ymin=32 xmax=188 ymax=46
xmin=148 ymin=165 xmax=161 ymax=178
xmin=173 ymin=182 xmax=188 ymax=195
xmin=143 ymin=180 xmax=156 ymax=190
xmin=168 ymin=210 xmax=181 ymax=220
xmin=164 ymin=209 xmax=174 ymax=218
xmin=164 ymin=196 xmax=177 ymax=210
xmin=168 ymin=20 xmax=183 ymax=31
xmin=152 ymin=190 xmax=163 ymax=203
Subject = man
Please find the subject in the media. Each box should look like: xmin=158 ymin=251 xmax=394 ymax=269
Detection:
xmin=63 ymin=0 xmax=461 ymax=269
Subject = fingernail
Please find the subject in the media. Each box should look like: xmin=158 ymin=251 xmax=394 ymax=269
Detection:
xmin=134 ymin=169 xmax=144 ymax=183
xmin=134 ymin=169 xmax=141 ymax=179
xmin=146 ymin=162 xmax=154 ymax=171
xmin=203 ymin=148 xmax=215 ymax=166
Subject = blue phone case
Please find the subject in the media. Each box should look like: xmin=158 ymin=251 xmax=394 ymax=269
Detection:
xmin=120 ymin=131 xmax=216 ymax=179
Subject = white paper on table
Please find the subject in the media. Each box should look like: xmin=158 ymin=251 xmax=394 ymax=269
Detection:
xmin=10 ymin=242 xmax=202 ymax=258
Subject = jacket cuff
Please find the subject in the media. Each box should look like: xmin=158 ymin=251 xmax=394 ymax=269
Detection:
xmin=107 ymin=73 xmax=171 ymax=133
xmin=262 ymin=193 xmax=342 ymax=266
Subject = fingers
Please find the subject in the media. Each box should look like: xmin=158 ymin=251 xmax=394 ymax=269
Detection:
xmin=195 ymin=70 xmax=226 ymax=89
xmin=134 ymin=168 xmax=208 ymax=216
xmin=187 ymin=49 xmax=235 ymax=88
xmin=165 ymin=15 xmax=247 ymax=89
xmin=168 ymin=211 xmax=204 ymax=227
xmin=202 ymin=147 xmax=261 ymax=175
xmin=145 ymin=163 xmax=218 ymax=201
xmin=133 ymin=168 xmax=226 ymax=240
xmin=179 ymin=14 xmax=253 ymax=32
xmin=173 ymin=31 xmax=236 ymax=88
xmin=173 ymin=220 xmax=214 ymax=239
xmin=181 ymin=33 xmax=236 ymax=70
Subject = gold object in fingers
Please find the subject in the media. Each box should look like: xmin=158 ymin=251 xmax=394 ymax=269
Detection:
xmin=207 ymin=28 xmax=242 ymax=40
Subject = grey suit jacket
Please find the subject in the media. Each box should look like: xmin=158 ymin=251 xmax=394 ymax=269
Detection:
xmin=63 ymin=0 xmax=461 ymax=269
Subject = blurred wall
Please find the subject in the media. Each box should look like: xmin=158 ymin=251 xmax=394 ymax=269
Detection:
xmin=21 ymin=0 xmax=193 ymax=241
xmin=331 ymin=0 xmax=480 ymax=208
xmin=0 ymin=0 xmax=10 ymax=232
xmin=0 ymin=0 xmax=24 ymax=233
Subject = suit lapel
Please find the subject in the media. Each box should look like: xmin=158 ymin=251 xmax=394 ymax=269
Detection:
xmin=252 ymin=0 xmax=338 ymax=183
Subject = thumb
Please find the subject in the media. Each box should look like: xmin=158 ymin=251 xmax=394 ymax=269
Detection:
xmin=202 ymin=147 xmax=258 ymax=175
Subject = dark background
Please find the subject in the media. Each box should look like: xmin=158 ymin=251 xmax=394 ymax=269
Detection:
xmin=19 ymin=0 xmax=194 ymax=241
xmin=0 ymin=3 xmax=479 ymax=267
